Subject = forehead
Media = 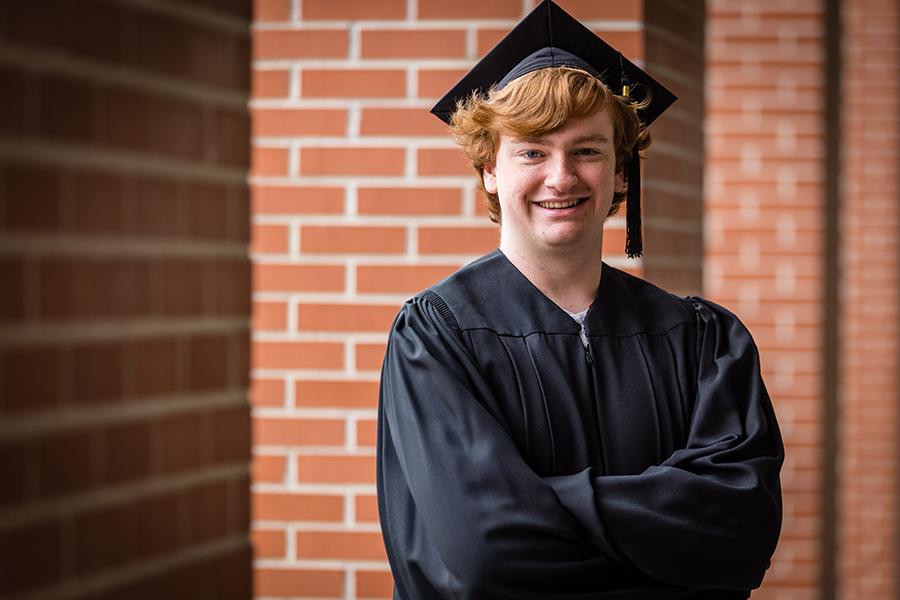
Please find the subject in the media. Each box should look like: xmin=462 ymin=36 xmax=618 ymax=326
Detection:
xmin=502 ymin=110 xmax=615 ymax=145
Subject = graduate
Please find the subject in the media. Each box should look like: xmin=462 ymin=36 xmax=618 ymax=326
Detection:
xmin=377 ymin=1 xmax=784 ymax=598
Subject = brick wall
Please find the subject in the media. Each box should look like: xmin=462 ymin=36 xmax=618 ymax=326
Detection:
xmin=838 ymin=0 xmax=899 ymax=597
xmin=0 ymin=1 xmax=252 ymax=598
xmin=706 ymin=0 xmax=824 ymax=596
xmin=248 ymin=0 xmax=691 ymax=597
xmin=643 ymin=0 xmax=705 ymax=295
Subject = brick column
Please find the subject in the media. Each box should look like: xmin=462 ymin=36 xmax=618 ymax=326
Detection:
xmin=0 ymin=1 xmax=252 ymax=598
xmin=838 ymin=0 xmax=900 ymax=597
xmin=706 ymin=1 xmax=825 ymax=596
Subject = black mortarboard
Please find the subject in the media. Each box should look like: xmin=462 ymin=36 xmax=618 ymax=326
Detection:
xmin=431 ymin=0 xmax=677 ymax=258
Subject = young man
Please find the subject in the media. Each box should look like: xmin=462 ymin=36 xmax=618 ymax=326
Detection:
xmin=377 ymin=2 xmax=784 ymax=598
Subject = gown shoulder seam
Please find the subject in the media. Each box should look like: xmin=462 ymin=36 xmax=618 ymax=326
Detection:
xmin=421 ymin=289 xmax=460 ymax=331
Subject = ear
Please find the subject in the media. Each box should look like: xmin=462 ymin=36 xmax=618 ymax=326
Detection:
xmin=482 ymin=164 xmax=498 ymax=195
xmin=615 ymin=165 xmax=627 ymax=195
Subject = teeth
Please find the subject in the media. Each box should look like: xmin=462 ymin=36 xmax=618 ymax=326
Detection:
xmin=538 ymin=198 xmax=583 ymax=209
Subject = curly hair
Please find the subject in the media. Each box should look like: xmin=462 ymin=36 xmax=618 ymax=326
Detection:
xmin=449 ymin=67 xmax=651 ymax=223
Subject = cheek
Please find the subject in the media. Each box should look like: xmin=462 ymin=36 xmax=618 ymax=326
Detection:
xmin=614 ymin=168 xmax=626 ymax=193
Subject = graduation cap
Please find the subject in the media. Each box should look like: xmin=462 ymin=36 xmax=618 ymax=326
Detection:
xmin=431 ymin=0 xmax=677 ymax=258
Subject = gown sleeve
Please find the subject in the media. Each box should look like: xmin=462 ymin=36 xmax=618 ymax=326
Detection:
xmin=377 ymin=295 xmax=626 ymax=599
xmin=544 ymin=297 xmax=784 ymax=591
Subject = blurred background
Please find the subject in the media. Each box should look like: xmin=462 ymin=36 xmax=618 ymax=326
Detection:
xmin=0 ymin=0 xmax=896 ymax=598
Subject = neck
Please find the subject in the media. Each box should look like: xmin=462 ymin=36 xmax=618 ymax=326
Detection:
xmin=500 ymin=237 xmax=604 ymax=313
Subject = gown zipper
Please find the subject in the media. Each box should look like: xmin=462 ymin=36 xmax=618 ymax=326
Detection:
xmin=583 ymin=318 xmax=608 ymax=474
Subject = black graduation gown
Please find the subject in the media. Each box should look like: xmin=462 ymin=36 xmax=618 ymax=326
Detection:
xmin=377 ymin=249 xmax=784 ymax=599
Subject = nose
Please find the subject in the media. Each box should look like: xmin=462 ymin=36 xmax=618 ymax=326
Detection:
xmin=543 ymin=155 xmax=578 ymax=192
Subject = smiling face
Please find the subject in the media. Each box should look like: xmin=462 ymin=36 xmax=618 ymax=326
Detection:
xmin=483 ymin=109 xmax=625 ymax=259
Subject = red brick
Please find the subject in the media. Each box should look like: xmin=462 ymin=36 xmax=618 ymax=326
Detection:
xmin=252 ymin=341 xmax=344 ymax=370
xmin=188 ymin=479 xmax=230 ymax=543
xmin=296 ymin=530 xmax=386 ymax=560
xmin=254 ymin=418 xmax=345 ymax=446
xmin=298 ymin=303 xmax=399 ymax=332
xmin=356 ymin=570 xmax=394 ymax=597
xmin=159 ymin=259 xmax=204 ymax=316
xmin=356 ymin=419 xmax=378 ymax=447
xmin=1 ymin=344 xmax=62 ymax=414
xmin=253 ymin=300 xmax=288 ymax=331
xmin=251 ymin=378 xmax=285 ymax=407
xmin=253 ymin=529 xmax=287 ymax=559
xmin=0 ymin=258 xmax=27 ymax=323
xmin=254 ymin=492 xmax=344 ymax=521
xmin=0 ymin=441 xmax=30 ymax=508
xmin=300 ymin=147 xmax=405 ymax=176
xmin=252 ymin=185 xmax=344 ymax=215
xmin=418 ymin=226 xmax=499 ymax=254
xmin=361 ymin=29 xmax=466 ymax=58
xmin=0 ymin=518 xmax=62 ymax=595
xmin=253 ymin=30 xmax=347 ymax=60
xmin=37 ymin=74 xmax=96 ymax=145
xmin=360 ymin=108 xmax=449 ymax=136
xmin=212 ymin=405 xmax=251 ymax=463
xmin=39 ymin=258 xmax=151 ymax=320
xmin=252 ymin=146 xmax=290 ymax=177
xmin=134 ymin=176 xmax=180 ymax=238
xmin=355 ymin=494 xmax=380 ymax=523
xmin=136 ymin=492 xmax=180 ymax=559
xmin=709 ymin=229 xmax=821 ymax=255
xmin=252 ymin=108 xmax=347 ymax=136
xmin=253 ymin=454 xmax=287 ymax=483
xmin=303 ymin=69 xmax=406 ymax=98
xmin=357 ymin=264 xmax=457 ymax=293
xmin=356 ymin=343 xmax=387 ymax=371
xmin=185 ymin=182 xmax=231 ymax=241
xmin=253 ymin=263 xmax=345 ymax=292
xmin=103 ymin=420 xmax=152 ymax=484
xmin=297 ymin=455 xmax=375 ymax=484
xmin=475 ymin=189 xmax=493 ymax=216
xmin=304 ymin=0 xmax=406 ymax=19
xmin=256 ymin=569 xmax=343 ymax=597
xmin=251 ymin=223 xmax=290 ymax=254
xmin=71 ymin=170 xmax=126 ymax=234
xmin=296 ymin=380 xmax=380 ymax=408
xmin=475 ymin=28 xmax=642 ymax=58
xmin=134 ymin=337 xmax=180 ymax=398
xmin=255 ymin=0 xmax=291 ymax=21
xmin=417 ymin=147 xmax=472 ymax=176
xmin=74 ymin=502 xmax=139 ymax=575
xmin=0 ymin=66 xmax=27 ymax=138
xmin=145 ymin=94 xmax=206 ymax=160
xmin=38 ymin=429 xmax=99 ymax=497
xmin=252 ymin=69 xmax=290 ymax=98
xmin=300 ymin=225 xmax=406 ymax=254
xmin=188 ymin=333 xmax=229 ymax=391
xmin=601 ymin=227 xmax=628 ymax=256
xmin=418 ymin=0 xmax=521 ymax=19
xmin=418 ymin=68 xmax=469 ymax=98
xmin=357 ymin=187 xmax=462 ymax=215
xmin=161 ymin=411 xmax=208 ymax=474
xmin=213 ymin=107 xmax=251 ymax=168
xmin=549 ymin=0 xmax=642 ymax=20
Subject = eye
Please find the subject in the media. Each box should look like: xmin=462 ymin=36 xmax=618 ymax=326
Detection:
xmin=519 ymin=150 xmax=544 ymax=160
xmin=575 ymin=147 xmax=602 ymax=156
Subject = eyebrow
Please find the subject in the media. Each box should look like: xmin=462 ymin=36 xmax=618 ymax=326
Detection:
xmin=510 ymin=134 xmax=611 ymax=145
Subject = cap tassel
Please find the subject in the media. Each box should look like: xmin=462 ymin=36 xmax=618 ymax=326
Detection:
xmin=625 ymin=150 xmax=643 ymax=258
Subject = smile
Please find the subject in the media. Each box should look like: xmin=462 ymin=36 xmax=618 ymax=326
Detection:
xmin=536 ymin=197 xmax=589 ymax=209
